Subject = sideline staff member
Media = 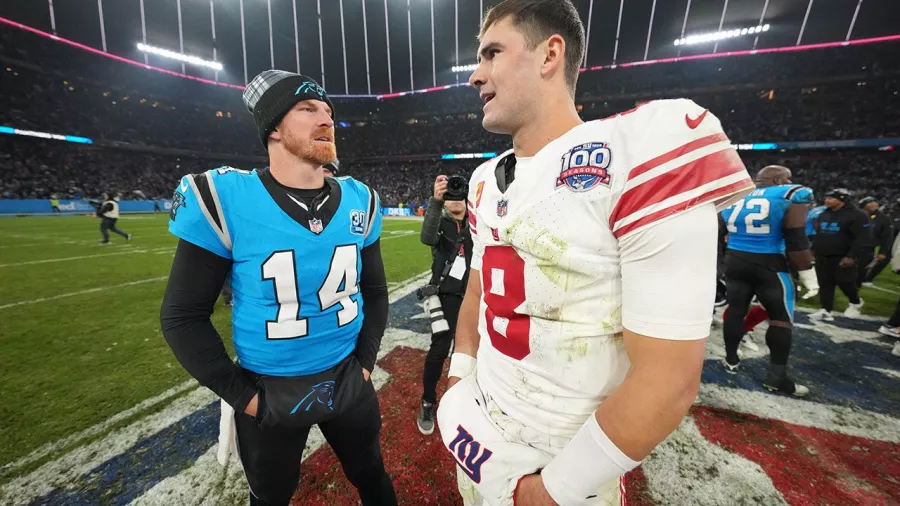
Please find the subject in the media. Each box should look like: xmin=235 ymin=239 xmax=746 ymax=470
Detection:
xmin=810 ymin=189 xmax=870 ymax=321
xmin=97 ymin=192 xmax=132 ymax=244
xmin=416 ymin=174 xmax=472 ymax=435
xmin=857 ymin=196 xmax=894 ymax=287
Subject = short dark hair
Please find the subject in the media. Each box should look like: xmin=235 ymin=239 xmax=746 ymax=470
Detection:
xmin=480 ymin=0 xmax=585 ymax=95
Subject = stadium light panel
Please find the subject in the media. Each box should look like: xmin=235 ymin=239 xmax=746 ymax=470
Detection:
xmin=451 ymin=64 xmax=477 ymax=73
xmin=675 ymin=25 xmax=771 ymax=46
xmin=137 ymin=42 xmax=223 ymax=71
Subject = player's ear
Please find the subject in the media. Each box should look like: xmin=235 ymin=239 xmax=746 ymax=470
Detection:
xmin=270 ymin=128 xmax=282 ymax=142
xmin=542 ymin=34 xmax=566 ymax=78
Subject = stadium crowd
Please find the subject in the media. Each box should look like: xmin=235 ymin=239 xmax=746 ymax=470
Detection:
xmin=1 ymin=25 xmax=898 ymax=211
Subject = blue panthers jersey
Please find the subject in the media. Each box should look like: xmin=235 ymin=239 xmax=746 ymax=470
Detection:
xmin=722 ymin=184 xmax=814 ymax=254
xmin=807 ymin=205 xmax=826 ymax=236
xmin=169 ymin=167 xmax=382 ymax=376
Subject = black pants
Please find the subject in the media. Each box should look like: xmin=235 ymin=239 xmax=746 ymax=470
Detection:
xmin=815 ymin=255 xmax=861 ymax=312
xmin=723 ymin=253 xmax=795 ymax=366
xmin=856 ymin=250 xmax=875 ymax=287
xmin=888 ymin=297 xmax=900 ymax=327
xmin=422 ymin=293 xmax=463 ymax=404
xmin=235 ymin=377 xmax=396 ymax=506
xmin=863 ymin=257 xmax=891 ymax=283
xmin=100 ymin=218 xmax=128 ymax=242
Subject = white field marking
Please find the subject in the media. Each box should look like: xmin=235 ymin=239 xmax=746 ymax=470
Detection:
xmin=0 ymin=247 xmax=174 ymax=267
xmin=0 ymin=388 xmax=218 ymax=506
xmin=863 ymin=366 xmax=900 ymax=381
xmin=866 ymin=284 xmax=900 ymax=296
xmin=379 ymin=230 xmax=416 ymax=241
xmin=0 ymin=276 xmax=168 ymax=310
xmin=643 ymin=416 xmax=787 ymax=506
xmin=126 ymin=272 xmax=431 ymax=506
xmin=0 ymin=251 xmax=142 ymax=267
xmin=696 ymin=382 xmax=900 ymax=443
xmin=0 ymin=380 xmax=198 ymax=476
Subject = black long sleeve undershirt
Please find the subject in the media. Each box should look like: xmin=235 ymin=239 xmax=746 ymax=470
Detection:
xmin=355 ymin=238 xmax=389 ymax=372
xmin=159 ymin=237 xmax=389 ymax=411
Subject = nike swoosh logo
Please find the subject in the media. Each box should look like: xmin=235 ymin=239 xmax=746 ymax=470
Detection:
xmin=685 ymin=109 xmax=709 ymax=129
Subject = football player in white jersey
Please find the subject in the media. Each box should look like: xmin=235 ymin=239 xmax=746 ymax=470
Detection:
xmin=435 ymin=1 xmax=755 ymax=505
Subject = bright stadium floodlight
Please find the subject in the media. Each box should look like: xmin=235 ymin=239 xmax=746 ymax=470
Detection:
xmin=137 ymin=42 xmax=223 ymax=71
xmin=674 ymin=25 xmax=771 ymax=46
xmin=451 ymin=63 xmax=477 ymax=73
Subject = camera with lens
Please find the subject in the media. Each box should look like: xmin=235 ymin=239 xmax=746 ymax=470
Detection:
xmin=416 ymin=284 xmax=450 ymax=335
xmin=443 ymin=175 xmax=469 ymax=201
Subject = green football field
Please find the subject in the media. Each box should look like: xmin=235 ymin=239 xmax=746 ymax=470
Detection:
xmin=0 ymin=213 xmax=897 ymax=475
xmin=0 ymin=214 xmax=432 ymax=472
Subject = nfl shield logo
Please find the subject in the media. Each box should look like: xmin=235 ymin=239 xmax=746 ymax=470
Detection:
xmin=309 ymin=218 xmax=324 ymax=234
xmin=496 ymin=199 xmax=508 ymax=217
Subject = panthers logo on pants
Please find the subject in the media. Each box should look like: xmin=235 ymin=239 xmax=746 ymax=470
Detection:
xmin=290 ymin=380 xmax=335 ymax=414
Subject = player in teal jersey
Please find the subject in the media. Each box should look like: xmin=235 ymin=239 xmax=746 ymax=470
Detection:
xmin=720 ymin=165 xmax=819 ymax=397
xmin=160 ymin=71 xmax=396 ymax=506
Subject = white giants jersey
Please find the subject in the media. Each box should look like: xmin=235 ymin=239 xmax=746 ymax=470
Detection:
xmin=466 ymin=99 xmax=754 ymax=437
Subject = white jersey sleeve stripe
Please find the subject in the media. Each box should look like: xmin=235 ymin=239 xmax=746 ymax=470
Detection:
xmin=187 ymin=175 xmax=232 ymax=251
xmin=203 ymin=172 xmax=232 ymax=250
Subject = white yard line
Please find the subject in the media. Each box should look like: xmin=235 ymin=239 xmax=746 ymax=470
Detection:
xmin=0 ymin=388 xmax=218 ymax=506
xmin=0 ymin=277 xmax=169 ymax=310
xmin=0 ymin=380 xmax=198 ymax=477
xmin=0 ymin=248 xmax=174 ymax=268
xmin=696 ymin=382 xmax=900 ymax=443
xmin=865 ymin=284 xmax=900 ymax=296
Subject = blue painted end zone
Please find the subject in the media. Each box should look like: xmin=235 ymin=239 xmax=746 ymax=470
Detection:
xmin=703 ymin=320 xmax=900 ymax=416
xmin=31 ymin=402 xmax=218 ymax=506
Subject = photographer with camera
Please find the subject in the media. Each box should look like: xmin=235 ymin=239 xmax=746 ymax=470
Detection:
xmin=416 ymin=174 xmax=472 ymax=435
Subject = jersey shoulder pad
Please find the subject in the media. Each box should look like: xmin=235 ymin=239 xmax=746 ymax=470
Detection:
xmin=337 ymin=177 xmax=380 ymax=236
xmin=783 ymin=185 xmax=814 ymax=204
xmin=169 ymin=172 xmax=232 ymax=256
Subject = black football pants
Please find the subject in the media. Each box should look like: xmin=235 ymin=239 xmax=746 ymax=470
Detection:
xmin=235 ymin=378 xmax=397 ymax=506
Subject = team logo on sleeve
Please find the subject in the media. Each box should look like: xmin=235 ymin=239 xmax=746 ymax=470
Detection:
xmin=557 ymin=142 xmax=612 ymax=192
xmin=169 ymin=192 xmax=186 ymax=221
xmin=349 ymin=209 xmax=366 ymax=235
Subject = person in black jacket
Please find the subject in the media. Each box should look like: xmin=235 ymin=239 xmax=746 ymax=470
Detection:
xmin=416 ymin=174 xmax=472 ymax=436
xmin=809 ymin=189 xmax=871 ymax=321
xmin=858 ymin=197 xmax=895 ymax=287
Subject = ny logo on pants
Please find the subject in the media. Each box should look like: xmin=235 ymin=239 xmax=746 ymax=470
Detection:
xmin=447 ymin=425 xmax=494 ymax=483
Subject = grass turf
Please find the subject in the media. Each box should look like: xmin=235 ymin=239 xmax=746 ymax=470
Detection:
xmin=0 ymin=214 xmax=431 ymax=467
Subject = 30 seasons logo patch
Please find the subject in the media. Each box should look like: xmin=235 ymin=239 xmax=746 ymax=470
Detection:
xmin=557 ymin=142 xmax=612 ymax=192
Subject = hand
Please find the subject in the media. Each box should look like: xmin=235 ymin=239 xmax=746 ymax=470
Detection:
xmin=876 ymin=254 xmax=887 ymax=262
xmin=839 ymin=257 xmax=855 ymax=267
xmin=362 ymin=368 xmax=371 ymax=382
xmin=244 ymin=393 xmax=259 ymax=418
xmin=434 ymin=175 xmax=448 ymax=200
xmin=514 ymin=474 xmax=558 ymax=506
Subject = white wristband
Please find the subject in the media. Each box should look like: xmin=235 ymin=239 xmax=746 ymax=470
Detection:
xmin=541 ymin=414 xmax=640 ymax=505
xmin=448 ymin=353 xmax=477 ymax=379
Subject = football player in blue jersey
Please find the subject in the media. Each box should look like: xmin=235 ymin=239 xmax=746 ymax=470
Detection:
xmin=807 ymin=203 xmax=827 ymax=251
xmin=160 ymin=71 xmax=397 ymax=506
xmin=720 ymin=165 xmax=819 ymax=397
